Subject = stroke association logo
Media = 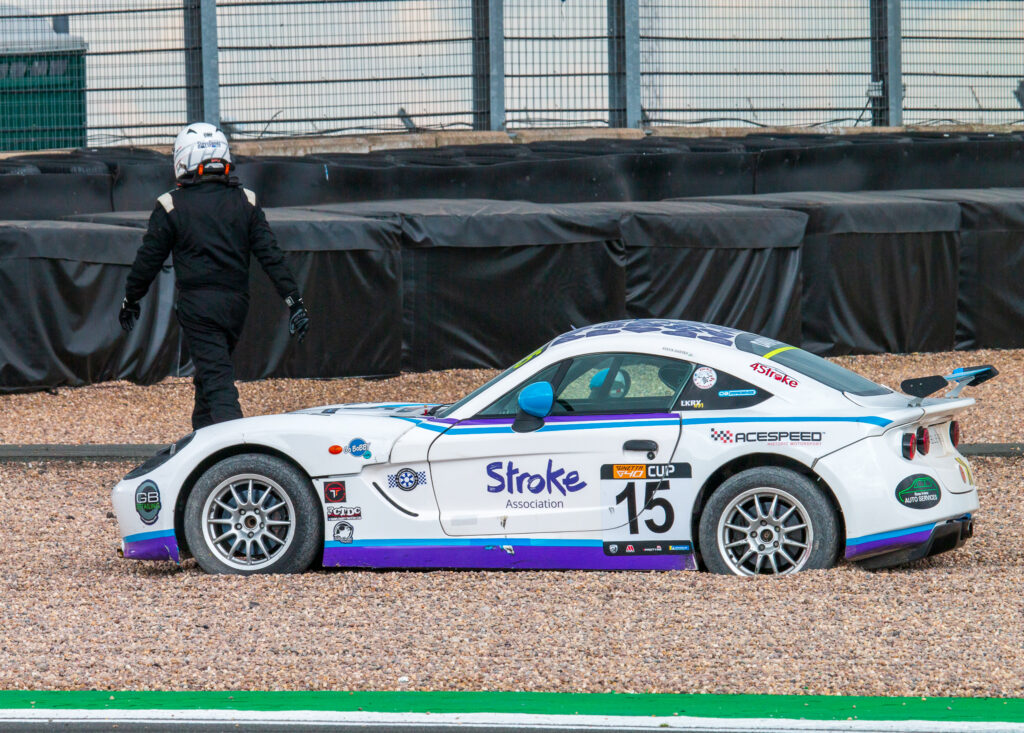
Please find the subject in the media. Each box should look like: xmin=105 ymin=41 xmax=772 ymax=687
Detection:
xmin=485 ymin=459 xmax=586 ymax=495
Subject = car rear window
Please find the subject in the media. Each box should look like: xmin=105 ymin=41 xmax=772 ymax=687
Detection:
xmin=734 ymin=334 xmax=891 ymax=396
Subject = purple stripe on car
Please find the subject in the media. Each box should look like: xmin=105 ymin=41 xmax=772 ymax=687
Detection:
xmin=124 ymin=535 xmax=180 ymax=562
xmin=844 ymin=528 xmax=933 ymax=560
xmin=323 ymin=544 xmax=695 ymax=570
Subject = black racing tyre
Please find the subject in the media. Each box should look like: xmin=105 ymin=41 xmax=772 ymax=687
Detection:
xmin=698 ymin=466 xmax=840 ymax=576
xmin=184 ymin=453 xmax=322 ymax=575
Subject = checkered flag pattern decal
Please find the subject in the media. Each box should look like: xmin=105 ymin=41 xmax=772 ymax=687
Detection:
xmin=710 ymin=428 xmax=734 ymax=443
xmin=387 ymin=470 xmax=427 ymax=489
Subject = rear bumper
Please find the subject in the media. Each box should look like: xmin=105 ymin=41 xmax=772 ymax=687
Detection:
xmin=848 ymin=514 xmax=973 ymax=570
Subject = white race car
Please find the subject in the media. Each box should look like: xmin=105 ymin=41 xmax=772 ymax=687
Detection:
xmin=111 ymin=319 xmax=994 ymax=576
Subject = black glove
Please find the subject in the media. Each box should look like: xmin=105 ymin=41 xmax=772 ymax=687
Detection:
xmin=119 ymin=297 xmax=141 ymax=332
xmin=287 ymin=296 xmax=310 ymax=342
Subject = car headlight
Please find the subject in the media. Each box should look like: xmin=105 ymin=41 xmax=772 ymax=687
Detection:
xmin=124 ymin=432 xmax=195 ymax=480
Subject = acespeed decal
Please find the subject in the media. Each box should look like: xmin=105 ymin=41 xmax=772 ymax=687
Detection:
xmin=710 ymin=428 xmax=823 ymax=446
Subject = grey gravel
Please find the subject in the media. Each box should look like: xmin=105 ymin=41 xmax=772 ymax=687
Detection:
xmin=0 ymin=457 xmax=1020 ymax=695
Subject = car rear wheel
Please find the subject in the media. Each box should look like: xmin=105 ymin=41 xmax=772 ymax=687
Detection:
xmin=184 ymin=454 xmax=322 ymax=575
xmin=698 ymin=467 xmax=839 ymax=576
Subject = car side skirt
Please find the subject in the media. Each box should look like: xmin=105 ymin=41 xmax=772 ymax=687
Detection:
xmin=323 ymin=538 xmax=697 ymax=570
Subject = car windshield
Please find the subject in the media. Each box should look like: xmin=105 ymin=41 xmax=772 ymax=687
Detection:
xmin=734 ymin=333 xmax=891 ymax=396
xmin=433 ymin=343 xmax=549 ymax=418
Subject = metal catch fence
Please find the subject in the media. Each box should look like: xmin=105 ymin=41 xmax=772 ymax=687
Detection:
xmin=0 ymin=0 xmax=1021 ymax=150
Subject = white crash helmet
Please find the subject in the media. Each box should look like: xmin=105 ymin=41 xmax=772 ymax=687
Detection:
xmin=172 ymin=122 xmax=231 ymax=179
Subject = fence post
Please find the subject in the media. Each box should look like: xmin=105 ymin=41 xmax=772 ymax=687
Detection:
xmin=472 ymin=0 xmax=505 ymax=131
xmin=608 ymin=0 xmax=640 ymax=128
xmin=869 ymin=0 xmax=902 ymax=126
xmin=184 ymin=0 xmax=220 ymax=126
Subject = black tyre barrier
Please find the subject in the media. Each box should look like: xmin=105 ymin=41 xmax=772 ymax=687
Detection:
xmin=693 ymin=191 xmax=961 ymax=355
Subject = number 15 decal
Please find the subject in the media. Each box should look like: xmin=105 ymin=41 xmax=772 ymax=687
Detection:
xmin=615 ymin=480 xmax=674 ymax=534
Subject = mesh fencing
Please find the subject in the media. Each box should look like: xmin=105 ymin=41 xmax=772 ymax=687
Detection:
xmin=639 ymin=0 xmax=875 ymax=128
xmin=901 ymin=0 xmax=1024 ymax=125
xmin=504 ymin=0 xmax=610 ymax=128
xmin=218 ymin=0 xmax=476 ymax=139
xmin=0 ymin=0 xmax=1021 ymax=150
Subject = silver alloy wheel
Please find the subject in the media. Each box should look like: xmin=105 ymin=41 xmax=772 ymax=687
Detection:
xmin=716 ymin=486 xmax=814 ymax=576
xmin=201 ymin=473 xmax=296 ymax=570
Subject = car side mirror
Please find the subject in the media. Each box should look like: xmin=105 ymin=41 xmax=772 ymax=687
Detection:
xmin=513 ymin=382 xmax=553 ymax=433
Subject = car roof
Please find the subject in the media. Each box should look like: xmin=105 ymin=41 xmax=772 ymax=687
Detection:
xmin=548 ymin=319 xmax=748 ymax=351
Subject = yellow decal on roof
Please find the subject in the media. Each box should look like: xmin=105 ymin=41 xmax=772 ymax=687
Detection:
xmin=764 ymin=345 xmax=797 ymax=360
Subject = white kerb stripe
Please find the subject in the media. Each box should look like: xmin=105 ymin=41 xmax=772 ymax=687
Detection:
xmin=244 ymin=188 xmax=257 ymax=206
xmin=0 ymin=710 xmax=1021 ymax=733
xmin=157 ymin=192 xmax=174 ymax=213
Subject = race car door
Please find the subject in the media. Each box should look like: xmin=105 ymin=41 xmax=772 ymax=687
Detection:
xmin=427 ymin=352 xmax=686 ymax=536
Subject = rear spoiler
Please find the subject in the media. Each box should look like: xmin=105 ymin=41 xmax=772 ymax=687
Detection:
xmin=900 ymin=365 xmax=998 ymax=404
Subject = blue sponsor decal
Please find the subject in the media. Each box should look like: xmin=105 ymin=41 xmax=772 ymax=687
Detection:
xmin=348 ymin=438 xmax=371 ymax=459
xmin=718 ymin=389 xmax=756 ymax=397
xmin=486 ymin=459 xmax=587 ymax=495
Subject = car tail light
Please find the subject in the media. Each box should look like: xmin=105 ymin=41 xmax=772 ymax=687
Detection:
xmin=916 ymin=426 xmax=930 ymax=456
xmin=902 ymin=432 xmax=917 ymax=460
xmin=950 ymin=420 xmax=961 ymax=448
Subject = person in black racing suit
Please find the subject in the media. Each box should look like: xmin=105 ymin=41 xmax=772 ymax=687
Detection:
xmin=119 ymin=122 xmax=310 ymax=430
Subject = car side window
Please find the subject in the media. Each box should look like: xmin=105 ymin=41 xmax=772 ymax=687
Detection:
xmin=550 ymin=353 xmax=693 ymax=415
xmin=476 ymin=363 xmax=564 ymax=417
xmin=675 ymin=365 xmax=771 ymax=410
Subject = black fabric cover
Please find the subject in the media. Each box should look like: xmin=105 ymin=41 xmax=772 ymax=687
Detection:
xmin=691 ymin=192 xmax=962 ymax=355
xmin=71 ymin=208 xmax=405 ymax=380
xmin=304 ymin=200 xmax=627 ymax=369
xmin=290 ymin=152 xmax=756 ymax=204
xmin=890 ymin=188 xmax=1024 ymax=350
xmin=0 ymin=221 xmax=179 ymax=392
xmin=576 ymin=201 xmax=807 ymax=344
xmin=0 ymin=174 xmax=111 ymax=220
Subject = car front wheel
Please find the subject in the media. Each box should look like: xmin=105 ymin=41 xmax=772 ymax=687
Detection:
xmin=184 ymin=453 xmax=322 ymax=575
xmin=698 ymin=467 xmax=839 ymax=576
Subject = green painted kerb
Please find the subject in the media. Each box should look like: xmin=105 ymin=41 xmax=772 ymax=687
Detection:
xmin=0 ymin=692 xmax=1023 ymax=722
